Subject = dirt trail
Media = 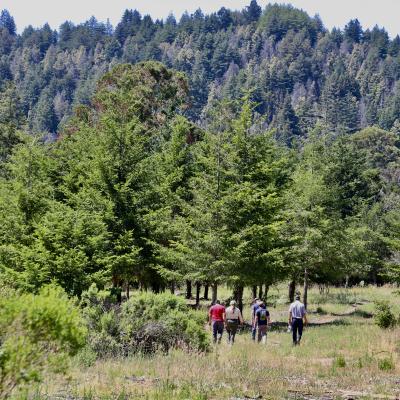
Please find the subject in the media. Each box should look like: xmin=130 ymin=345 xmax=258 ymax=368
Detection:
xmin=265 ymin=302 xmax=373 ymax=330
xmin=288 ymin=388 xmax=399 ymax=400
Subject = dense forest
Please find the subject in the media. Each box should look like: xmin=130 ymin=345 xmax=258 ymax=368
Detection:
xmin=0 ymin=1 xmax=400 ymax=309
xmin=1 ymin=2 xmax=400 ymax=136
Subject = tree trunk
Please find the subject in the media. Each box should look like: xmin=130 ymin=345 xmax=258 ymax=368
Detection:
xmin=112 ymin=277 xmax=122 ymax=303
xmin=264 ymin=284 xmax=269 ymax=304
xmin=211 ymin=283 xmax=218 ymax=304
xmin=126 ymin=283 xmax=130 ymax=299
xmin=186 ymin=280 xmax=192 ymax=299
xmin=258 ymin=285 xmax=263 ymax=299
xmin=303 ymin=268 xmax=308 ymax=310
xmin=252 ymin=285 xmax=257 ymax=299
xmin=170 ymin=281 xmax=175 ymax=295
xmin=233 ymin=284 xmax=244 ymax=313
xmin=345 ymin=275 xmax=349 ymax=289
xmin=289 ymin=279 xmax=296 ymax=303
xmin=152 ymin=283 xmax=160 ymax=294
xmin=195 ymin=282 xmax=201 ymax=307
xmin=203 ymin=284 xmax=209 ymax=300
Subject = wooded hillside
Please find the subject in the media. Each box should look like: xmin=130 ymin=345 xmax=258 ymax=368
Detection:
xmin=0 ymin=2 xmax=400 ymax=139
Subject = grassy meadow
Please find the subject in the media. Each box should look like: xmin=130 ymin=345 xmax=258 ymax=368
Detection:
xmin=31 ymin=285 xmax=400 ymax=400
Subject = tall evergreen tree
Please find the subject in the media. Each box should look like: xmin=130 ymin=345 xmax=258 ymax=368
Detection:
xmin=0 ymin=10 xmax=16 ymax=35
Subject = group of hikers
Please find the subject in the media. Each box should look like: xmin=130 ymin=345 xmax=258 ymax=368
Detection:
xmin=208 ymin=293 xmax=308 ymax=345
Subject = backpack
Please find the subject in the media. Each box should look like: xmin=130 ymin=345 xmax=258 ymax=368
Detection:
xmin=258 ymin=308 xmax=267 ymax=321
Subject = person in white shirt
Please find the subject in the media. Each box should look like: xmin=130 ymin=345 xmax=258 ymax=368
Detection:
xmin=225 ymin=300 xmax=244 ymax=345
xmin=289 ymin=293 xmax=308 ymax=345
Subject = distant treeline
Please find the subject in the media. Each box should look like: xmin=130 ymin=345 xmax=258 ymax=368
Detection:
xmin=0 ymin=2 xmax=399 ymax=140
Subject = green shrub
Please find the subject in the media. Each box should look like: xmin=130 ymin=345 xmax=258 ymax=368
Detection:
xmin=120 ymin=292 xmax=209 ymax=353
xmin=333 ymin=355 xmax=346 ymax=368
xmin=316 ymin=306 xmax=326 ymax=314
xmin=75 ymin=346 xmax=97 ymax=368
xmin=378 ymin=357 xmax=395 ymax=371
xmin=80 ymin=287 xmax=209 ymax=358
xmin=0 ymin=285 xmax=86 ymax=399
xmin=80 ymin=283 xmax=117 ymax=331
xmin=374 ymin=301 xmax=396 ymax=329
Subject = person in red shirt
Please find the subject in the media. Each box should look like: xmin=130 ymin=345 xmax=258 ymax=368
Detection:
xmin=208 ymin=300 xmax=225 ymax=344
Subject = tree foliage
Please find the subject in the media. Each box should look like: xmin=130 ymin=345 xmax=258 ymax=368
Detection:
xmin=0 ymin=2 xmax=399 ymax=300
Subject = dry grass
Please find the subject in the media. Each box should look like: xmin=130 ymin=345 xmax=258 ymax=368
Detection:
xmin=31 ymin=285 xmax=400 ymax=400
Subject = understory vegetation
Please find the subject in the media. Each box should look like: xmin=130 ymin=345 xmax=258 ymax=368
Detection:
xmin=81 ymin=284 xmax=208 ymax=358
xmin=0 ymin=285 xmax=86 ymax=399
xmin=26 ymin=285 xmax=400 ymax=400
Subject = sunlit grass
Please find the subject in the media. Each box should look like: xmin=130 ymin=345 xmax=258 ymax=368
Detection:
xmin=33 ymin=284 xmax=400 ymax=400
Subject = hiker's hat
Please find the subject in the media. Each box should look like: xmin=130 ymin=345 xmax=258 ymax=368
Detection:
xmin=230 ymin=300 xmax=236 ymax=306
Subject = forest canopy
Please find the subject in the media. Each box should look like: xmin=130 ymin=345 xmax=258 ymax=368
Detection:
xmin=0 ymin=2 xmax=399 ymax=305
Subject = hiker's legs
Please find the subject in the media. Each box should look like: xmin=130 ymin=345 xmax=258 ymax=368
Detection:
xmin=257 ymin=325 xmax=266 ymax=343
xmin=230 ymin=322 xmax=238 ymax=344
xmin=292 ymin=319 xmax=298 ymax=344
xmin=226 ymin=326 xmax=232 ymax=343
xmin=212 ymin=321 xmax=218 ymax=343
xmin=297 ymin=319 xmax=304 ymax=344
xmin=216 ymin=321 xmax=224 ymax=343
xmin=257 ymin=325 xmax=264 ymax=343
xmin=226 ymin=321 xmax=238 ymax=344
xmin=252 ymin=326 xmax=256 ymax=340
xmin=212 ymin=321 xmax=223 ymax=343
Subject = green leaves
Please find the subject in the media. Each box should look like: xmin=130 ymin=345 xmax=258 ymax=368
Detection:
xmin=0 ymin=285 xmax=86 ymax=398
xmin=0 ymin=62 xmax=192 ymax=295
xmin=156 ymin=97 xmax=290 ymax=288
xmin=0 ymin=57 xmax=399 ymax=297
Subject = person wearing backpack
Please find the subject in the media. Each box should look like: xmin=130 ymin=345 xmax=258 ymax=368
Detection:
xmin=225 ymin=300 xmax=244 ymax=345
xmin=255 ymin=301 xmax=270 ymax=344
xmin=289 ymin=293 xmax=308 ymax=345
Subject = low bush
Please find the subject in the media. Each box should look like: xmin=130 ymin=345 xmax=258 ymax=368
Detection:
xmin=121 ymin=292 xmax=208 ymax=352
xmin=333 ymin=355 xmax=346 ymax=368
xmin=378 ymin=357 xmax=395 ymax=371
xmin=81 ymin=285 xmax=209 ymax=358
xmin=374 ymin=301 xmax=396 ymax=329
xmin=0 ymin=285 xmax=86 ymax=399
xmin=74 ymin=346 xmax=97 ymax=368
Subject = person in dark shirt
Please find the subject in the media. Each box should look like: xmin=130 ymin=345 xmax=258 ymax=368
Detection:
xmin=208 ymin=300 xmax=225 ymax=344
xmin=251 ymin=298 xmax=261 ymax=341
xmin=255 ymin=302 xmax=270 ymax=344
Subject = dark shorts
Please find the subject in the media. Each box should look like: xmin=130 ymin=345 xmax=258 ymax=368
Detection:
xmin=257 ymin=324 xmax=267 ymax=342
xmin=226 ymin=320 xmax=239 ymax=334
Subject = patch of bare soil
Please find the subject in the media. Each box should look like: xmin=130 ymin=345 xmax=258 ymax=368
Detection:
xmin=288 ymin=388 xmax=400 ymax=400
